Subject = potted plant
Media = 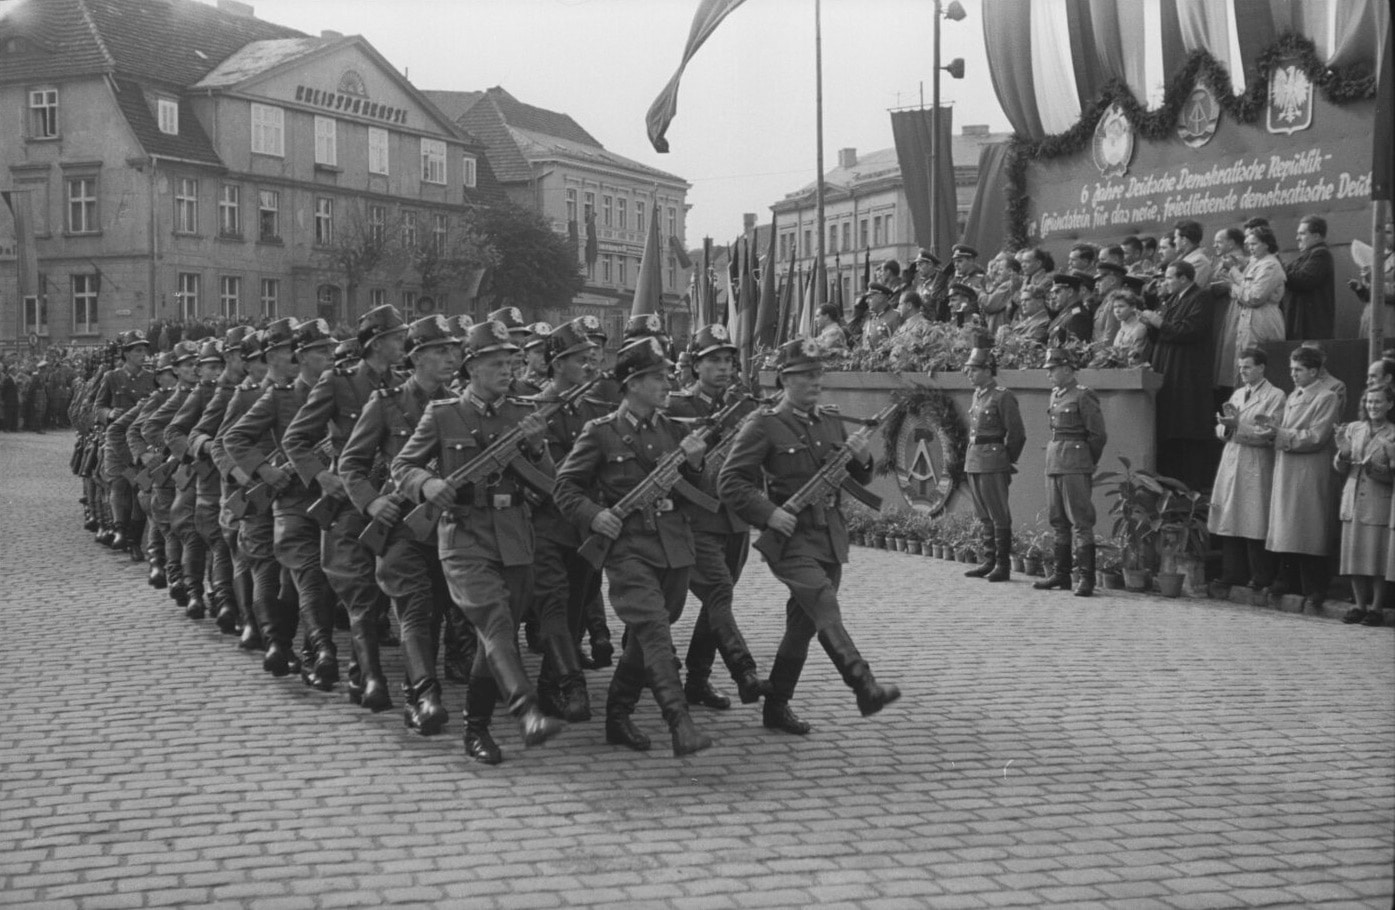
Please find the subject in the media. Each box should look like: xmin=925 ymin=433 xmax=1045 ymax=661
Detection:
xmin=1097 ymin=537 xmax=1126 ymax=589
xmin=1009 ymin=530 xmax=1030 ymax=573
xmin=1022 ymin=526 xmax=1049 ymax=576
xmin=1102 ymin=457 xmax=1165 ymax=592
xmin=1156 ymin=480 xmax=1210 ymax=597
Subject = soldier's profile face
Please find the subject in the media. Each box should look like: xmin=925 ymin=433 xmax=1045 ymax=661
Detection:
xmin=781 ymin=369 xmax=822 ymax=410
xmin=554 ymin=350 xmax=592 ymax=385
xmin=299 ymin=347 xmax=333 ymax=376
xmin=696 ymin=351 xmax=734 ymax=390
xmin=470 ymin=350 xmax=515 ymax=397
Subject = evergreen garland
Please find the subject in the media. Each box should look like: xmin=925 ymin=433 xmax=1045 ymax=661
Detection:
xmin=878 ymin=384 xmax=968 ymax=516
xmin=1004 ymin=33 xmax=1379 ymax=248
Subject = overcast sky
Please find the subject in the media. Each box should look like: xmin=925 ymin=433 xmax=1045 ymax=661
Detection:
xmin=240 ymin=0 xmax=1010 ymax=243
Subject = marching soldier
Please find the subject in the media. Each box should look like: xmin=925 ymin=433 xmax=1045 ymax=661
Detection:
xmin=136 ymin=341 xmax=201 ymax=616
xmin=109 ymin=353 xmax=176 ymax=584
xmin=283 ymin=305 xmax=406 ymax=711
xmin=391 ymin=320 xmax=564 ymax=764
xmin=718 ymin=338 xmax=901 ymax=734
xmin=333 ymin=337 xmax=361 ymax=372
xmin=552 ymin=338 xmax=714 ymax=758
xmin=515 ymin=322 xmax=552 ymax=395
xmin=665 ymin=324 xmax=767 ymax=709
xmin=339 ymin=315 xmax=463 ymax=735
xmin=1034 ymin=347 xmax=1108 ymax=597
xmin=224 ymin=319 xmax=338 ymax=684
xmin=93 ymin=330 xmax=156 ymax=554
xmin=962 ymin=348 xmax=1026 ymax=583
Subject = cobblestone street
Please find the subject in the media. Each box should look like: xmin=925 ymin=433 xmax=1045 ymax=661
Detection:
xmin=2 ymin=430 xmax=1392 ymax=909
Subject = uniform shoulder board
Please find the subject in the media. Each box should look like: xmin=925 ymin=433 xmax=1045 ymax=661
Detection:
xmin=273 ymin=380 xmax=295 ymax=391
xmin=591 ymin=412 xmax=617 ymax=425
xmin=428 ymin=398 xmax=455 ymax=409
xmin=817 ymin=403 xmax=843 ymax=417
xmin=378 ymin=385 xmax=404 ymax=398
xmin=506 ymin=395 xmax=538 ymax=407
xmin=334 ymin=365 xmax=355 ymax=378
xmin=668 ymin=388 xmax=695 ymax=399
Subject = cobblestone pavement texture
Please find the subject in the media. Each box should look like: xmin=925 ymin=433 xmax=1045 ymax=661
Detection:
xmin=1 ymin=431 xmax=1393 ymax=909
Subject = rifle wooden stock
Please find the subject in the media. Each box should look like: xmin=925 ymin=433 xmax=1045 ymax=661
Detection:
xmin=753 ymin=402 xmax=898 ymax=563
xmin=306 ymin=493 xmax=343 ymax=531
xmin=230 ymin=480 xmax=273 ymax=518
xmin=226 ymin=486 xmax=252 ymax=520
xmin=356 ymin=496 xmax=409 ymax=557
xmin=149 ymin=458 xmax=177 ymax=488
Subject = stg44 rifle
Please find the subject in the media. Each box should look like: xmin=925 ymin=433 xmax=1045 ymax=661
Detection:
xmin=392 ymin=376 xmax=606 ymax=547
xmin=752 ymin=402 xmax=897 ymax=563
xmin=573 ymin=394 xmax=762 ymax=570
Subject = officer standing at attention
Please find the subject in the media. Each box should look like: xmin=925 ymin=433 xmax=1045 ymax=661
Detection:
xmin=337 ymin=315 xmax=463 ymax=736
xmin=962 ymin=347 xmax=1026 ymax=583
xmin=392 ymin=320 xmax=564 ymax=765
xmin=1034 ymin=347 xmax=1108 ymax=597
xmin=552 ymin=338 xmax=714 ymax=758
xmin=283 ymin=305 xmax=407 ymax=712
xmin=718 ymin=338 xmax=901 ymax=735
xmin=665 ymin=324 xmax=767 ymax=709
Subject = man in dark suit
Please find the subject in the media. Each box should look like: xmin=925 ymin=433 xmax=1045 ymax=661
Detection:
xmin=1284 ymin=215 xmax=1335 ymax=341
xmin=1139 ymin=260 xmax=1216 ymax=491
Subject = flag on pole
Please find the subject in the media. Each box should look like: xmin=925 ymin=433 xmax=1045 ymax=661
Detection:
xmin=646 ymin=0 xmax=748 ymax=153
xmin=584 ymin=211 xmax=598 ymax=267
xmin=775 ymin=245 xmax=797 ymax=346
xmin=696 ymin=237 xmax=712 ymax=325
xmin=724 ymin=242 xmax=738 ymax=342
xmin=739 ymin=237 xmax=759 ymax=369
xmin=830 ymin=254 xmax=844 ymax=316
xmin=631 ymin=195 xmax=664 ymax=317
xmin=1 ymin=190 xmax=41 ymax=314
xmin=754 ymin=216 xmax=780 ymax=349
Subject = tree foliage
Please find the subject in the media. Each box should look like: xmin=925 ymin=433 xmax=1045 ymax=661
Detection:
xmin=465 ymin=202 xmax=583 ymax=317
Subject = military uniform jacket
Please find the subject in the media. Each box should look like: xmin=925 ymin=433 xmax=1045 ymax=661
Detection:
xmin=105 ymin=391 xmax=152 ymax=470
xmin=529 ymin=382 xmax=614 ymax=546
xmin=665 ymin=385 xmax=757 ymax=534
xmin=183 ymin=378 xmax=241 ymax=495
xmin=861 ymin=308 xmax=902 ymax=350
xmin=94 ymin=365 xmax=155 ymax=422
xmin=718 ymin=404 xmax=873 ymax=565
xmin=223 ymin=375 xmax=315 ymax=488
xmin=552 ymin=403 xmax=698 ymax=569
xmin=338 ymin=376 xmax=448 ymax=514
xmin=124 ymin=388 xmax=171 ymax=464
xmin=210 ymin=377 xmax=271 ymax=486
xmin=965 ymin=384 xmax=1026 ymax=474
xmin=1048 ymin=304 xmax=1093 ymax=345
xmin=1044 ymin=381 xmax=1106 ymax=475
xmin=283 ymin=361 xmax=394 ymax=489
xmin=391 ymin=392 xmax=551 ymax=568
xmin=164 ymin=380 xmax=217 ymax=463
xmin=142 ymin=382 xmax=194 ymax=470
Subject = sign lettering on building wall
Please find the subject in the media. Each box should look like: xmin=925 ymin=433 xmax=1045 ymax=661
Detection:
xmin=294 ymin=84 xmax=407 ymax=125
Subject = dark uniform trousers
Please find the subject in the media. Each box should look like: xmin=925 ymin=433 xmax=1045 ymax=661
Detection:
xmin=272 ymin=491 xmax=335 ymax=658
xmin=376 ymin=531 xmax=453 ymax=689
xmin=95 ymin=365 xmax=155 ymax=535
xmin=1044 ymin=381 xmax=1107 ymax=552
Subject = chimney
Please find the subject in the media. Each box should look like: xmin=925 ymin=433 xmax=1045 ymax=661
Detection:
xmin=961 ymin=124 xmax=990 ymax=136
xmin=837 ymin=148 xmax=857 ymax=168
xmin=321 ymin=29 xmax=344 ymax=40
xmin=743 ymin=213 xmax=757 ymax=234
xmin=216 ymin=0 xmax=254 ymax=16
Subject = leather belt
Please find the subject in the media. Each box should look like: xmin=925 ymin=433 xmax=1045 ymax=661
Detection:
xmin=973 ymin=435 xmax=1005 ymax=444
xmin=490 ymin=493 xmax=520 ymax=509
xmin=1052 ymin=433 xmax=1087 ymax=441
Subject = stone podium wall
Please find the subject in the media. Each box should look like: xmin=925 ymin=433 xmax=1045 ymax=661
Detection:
xmin=759 ymin=369 xmax=1164 ymax=534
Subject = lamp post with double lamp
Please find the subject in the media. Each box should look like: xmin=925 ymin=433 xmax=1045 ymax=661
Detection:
xmin=930 ymin=0 xmax=967 ymax=259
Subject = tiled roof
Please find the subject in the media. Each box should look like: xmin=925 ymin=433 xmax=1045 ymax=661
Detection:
xmin=421 ymin=90 xmax=482 ymax=124
xmin=428 ymin=89 xmax=534 ymax=184
xmin=193 ymin=37 xmax=326 ymax=88
xmin=481 ymin=87 xmax=601 ymax=148
xmin=111 ymin=77 xmax=222 ymax=166
xmin=511 ymin=126 xmax=686 ymax=185
xmin=0 ymin=0 xmax=113 ymax=83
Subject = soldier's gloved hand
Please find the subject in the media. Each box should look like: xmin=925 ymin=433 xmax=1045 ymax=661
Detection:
xmin=766 ymin=507 xmax=797 ymax=536
xmin=231 ymin=466 xmax=253 ymax=487
xmin=315 ymin=470 xmax=346 ymax=499
xmin=422 ymin=478 xmax=455 ymax=510
xmin=367 ymin=495 xmax=403 ymax=524
xmin=846 ymin=434 xmax=872 ymax=463
xmin=590 ymin=508 xmax=623 ymax=540
xmin=258 ymin=464 xmax=291 ymax=493
xmin=680 ymin=431 xmax=707 ymax=467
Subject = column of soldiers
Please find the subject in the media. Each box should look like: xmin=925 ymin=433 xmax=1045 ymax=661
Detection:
xmin=69 ymin=305 xmax=907 ymax=763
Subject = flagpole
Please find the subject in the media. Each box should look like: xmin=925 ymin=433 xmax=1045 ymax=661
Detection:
xmin=814 ymin=0 xmax=827 ymax=311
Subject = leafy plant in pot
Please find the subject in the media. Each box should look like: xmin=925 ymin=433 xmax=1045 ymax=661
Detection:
xmin=1097 ymin=536 xmax=1126 ymax=589
xmin=1156 ymin=479 xmax=1210 ymax=597
xmin=1101 ymin=457 xmax=1165 ymax=592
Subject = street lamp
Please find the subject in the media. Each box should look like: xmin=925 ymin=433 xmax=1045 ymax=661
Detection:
xmin=931 ymin=0 xmax=967 ymax=259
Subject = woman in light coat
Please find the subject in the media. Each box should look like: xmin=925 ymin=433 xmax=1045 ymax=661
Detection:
xmin=1265 ymin=346 xmax=1341 ymax=611
xmin=1218 ymin=226 xmax=1286 ymax=374
xmin=1208 ymin=346 xmax=1285 ymax=592
xmin=1336 ymin=382 xmax=1395 ymax=626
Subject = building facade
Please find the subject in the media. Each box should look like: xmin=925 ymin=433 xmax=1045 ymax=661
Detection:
xmin=426 ymin=87 xmax=692 ymax=344
xmin=0 ymin=0 xmax=501 ymax=350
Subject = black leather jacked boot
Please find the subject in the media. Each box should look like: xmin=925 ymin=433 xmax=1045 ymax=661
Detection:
xmin=544 ymin=635 xmax=592 ymax=723
xmin=1073 ymin=543 xmax=1096 ymax=598
xmin=1033 ymin=542 xmax=1073 ymax=591
xmin=487 ymin=645 xmax=563 ymax=749
xmin=463 ymin=675 xmax=502 ymax=764
xmin=818 ymin=623 xmax=902 ymax=717
xmin=404 ymin=678 xmax=447 ymax=736
xmin=441 ymin=608 xmax=475 ymax=684
xmin=712 ymin=623 xmax=769 ymax=705
xmin=761 ymin=651 xmax=810 ymax=735
xmin=987 ymin=528 xmax=1013 ymax=583
xmin=964 ymin=522 xmax=997 ymax=578
xmin=350 ymin=622 xmax=391 ymax=711
xmin=649 ymin=666 xmax=713 ymax=757
xmin=604 ymin=657 xmax=651 ymax=751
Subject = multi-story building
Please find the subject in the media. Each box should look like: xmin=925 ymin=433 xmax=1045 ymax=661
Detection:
xmin=769 ymin=124 xmax=1010 ymax=304
xmin=425 ymin=87 xmax=692 ymax=343
xmin=0 ymin=0 xmax=501 ymax=349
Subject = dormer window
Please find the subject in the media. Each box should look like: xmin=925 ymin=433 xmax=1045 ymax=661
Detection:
xmin=157 ymin=97 xmax=179 ymax=135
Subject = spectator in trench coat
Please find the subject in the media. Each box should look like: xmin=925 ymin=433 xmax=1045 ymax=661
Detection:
xmin=1221 ymin=226 xmax=1286 ymax=364
xmin=1208 ymin=346 xmax=1286 ymax=594
xmin=1265 ymin=346 xmax=1341 ymax=612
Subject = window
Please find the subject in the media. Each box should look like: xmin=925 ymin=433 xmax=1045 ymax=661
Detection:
xmin=23 ymin=295 xmax=47 ymax=337
xmin=462 ymin=154 xmax=476 ymax=188
xmin=370 ymin=288 xmax=386 ymax=308
xmin=617 ymin=255 xmax=627 ymax=287
xmin=250 ymin=103 xmax=284 ymax=156
xmin=313 ymin=116 xmax=337 ymax=167
xmin=402 ymin=210 xmax=418 ymax=248
xmin=29 ymin=88 xmax=58 ymax=138
xmin=368 ymin=204 xmax=386 ymax=246
xmin=259 ymin=278 xmax=279 ymax=318
xmin=667 ymin=256 xmax=676 ymax=290
xmin=617 ymin=197 xmax=627 ymax=231
xmin=885 ymin=215 xmax=893 ymax=241
xmin=420 ymin=138 xmax=446 ymax=184
xmin=803 ymin=229 xmax=812 ymax=256
xmin=314 ymin=197 xmax=333 ymax=246
xmin=72 ymin=275 xmax=98 ymax=334
xmin=157 ymin=98 xmax=178 ymax=135
xmin=67 ymin=177 xmax=97 ymax=234
xmin=174 ymin=178 xmax=199 ymax=234
xmin=316 ymin=284 xmax=341 ymax=322
xmin=257 ymin=190 xmax=279 ymax=241
xmin=828 ymin=225 xmax=837 ymax=253
xmin=667 ymin=207 xmax=676 ymax=240
xmin=218 ymin=185 xmax=241 ymax=237
xmin=583 ymin=192 xmax=595 ymax=222
xmin=400 ymin=290 xmax=417 ymax=315
xmin=432 ymin=213 xmax=447 ymax=256
xmin=565 ymin=188 xmax=577 ymax=224
xmin=602 ymin=195 xmax=612 ymax=227
xmin=636 ymin=200 xmax=646 ymax=232
xmin=859 ymin=219 xmax=868 ymax=250
xmin=177 ymin=273 xmax=200 ymax=321
xmin=368 ymin=127 xmax=389 ymax=175
xmin=779 ymin=234 xmax=787 ymax=262
xmin=873 ymin=215 xmax=883 ymax=246
xmin=841 ymin=223 xmax=850 ymax=252
xmin=219 ymin=275 xmax=241 ymax=318
xmin=602 ymin=255 xmax=612 ymax=284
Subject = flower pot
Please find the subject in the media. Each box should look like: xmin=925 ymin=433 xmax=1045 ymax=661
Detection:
xmin=1156 ymin=571 xmax=1184 ymax=598
xmin=891 ymin=536 xmax=906 ymax=552
xmin=1123 ymin=568 xmax=1152 ymax=592
xmin=873 ymin=535 xmax=887 ymax=549
xmin=1010 ymin=555 xmax=1025 ymax=572
xmin=922 ymin=542 xmax=935 ymax=557
xmin=937 ymin=545 xmax=950 ymax=559
xmin=959 ymin=548 xmax=978 ymax=563
xmin=1023 ymin=557 xmax=1043 ymax=576
xmin=1175 ymin=555 xmax=1206 ymax=596
xmin=906 ymin=540 xmax=922 ymax=555
xmin=1100 ymin=571 xmax=1125 ymax=590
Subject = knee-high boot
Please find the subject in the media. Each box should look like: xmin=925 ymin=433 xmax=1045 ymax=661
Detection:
xmin=604 ymin=651 xmax=651 ymax=751
xmin=964 ymin=522 xmax=997 ymax=578
xmin=1073 ymin=543 xmax=1095 ymax=597
xmin=987 ymin=528 xmax=1013 ymax=582
xmin=648 ymin=663 xmax=713 ymax=757
xmin=818 ymin=623 xmax=901 ymax=717
xmin=486 ymin=645 xmax=563 ymax=749
xmin=1033 ymin=542 xmax=1072 ymax=591
xmin=711 ymin=622 xmax=769 ymax=705
xmin=542 ymin=635 xmax=591 ymax=723
xmin=762 ymin=649 xmax=810 ymax=734
xmin=463 ymin=675 xmax=501 ymax=764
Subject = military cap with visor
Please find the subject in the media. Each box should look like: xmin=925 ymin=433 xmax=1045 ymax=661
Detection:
xmin=261 ymin=317 xmax=297 ymax=351
xmin=1052 ymin=270 xmax=1096 ymax=291
xmin=547 ymin=319 xmax=598 ymax=363
xmin=948 ymin=282 xmax=979 ymax=302
xmin=356 ymin=304 xmax=407 ymax=348
xmin=951 ymin=244 xmax=979 ymax=260
xmin=486 ymin=306 xmax=530 ymax=337
xmin=120 ymin=329 xmax=151 ymax=350
xmin=689 ymin=323 xmax=737 ymax=360
xmin=449 ymin=314 xmax=475 ymax=335
xmin=523 ymin=322 xmax=553 ymax=350
xmin=774 ymin=337 xmax=825 ymax=374
xmin=196 ymin=338 xmax=226 ymax=364
xmin=914 ymin=247 xmax=941 ymax=267
xmin=223 ymin=325 xmax=256 ymax=351
xmin=964 ymin=347 xmax=996 ymax=369
xmin=1096 ymin=260 xmax=1127 ymax=278
xmin=239 ymin=330 xmax=266 ymax=361
xmin=463 ymin=319 xmax=521 ymax=359
xmin=154 ymin=351 xmax=177 ymax=373
xmin=615 ymin=336 xmax=674 ymax=387
xmin=292 ymin=317 xmax=336 ymax=352
xmin=170 ymin=340 xmax=201 ymax=364
xmin=333 ymin=337 xmax=361 ymax=365
xmin=404 ymin=314 xmax=460 ymax=354
xmin=1043 ymin=347 xmax=1076 ymax=369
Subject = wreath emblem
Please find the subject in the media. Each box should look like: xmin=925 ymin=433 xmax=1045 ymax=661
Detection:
xmin=645 ymin=313 xmax=662 ymax=333
xmin=1091 ymin=104 xmax=1134 ymax=177
xmin=433 ymin=315 xmax=450 ymax=334
xmin=490 ymin=321 xmax=510 ymax=342
xmin=710 ymin=324 xmax=729 ymax=341
xmin=879 ymin=385 xmax=967 ymax=517
xmin=312 ymin=318 xmax=330 ymax=335
xmin=581 ymin=315 xmax=601 ymax=331
xmin=506 ymin=307 xmax=523 ymax=325
xmin=800 ymin=338 xmax=821 ymax=358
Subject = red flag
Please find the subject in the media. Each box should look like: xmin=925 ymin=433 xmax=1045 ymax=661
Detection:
xmin=631 ymin=197 xmax=663 ymax=317
xmin=776 ymin=244 xmax=797 ymax=346
xmin=754 ymin=216 xmax=780 ymax=349
xmin=739 ymin=237 xmax=759 ymax=367
xmin=647 ymin=0 xmax=747 ymax=153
